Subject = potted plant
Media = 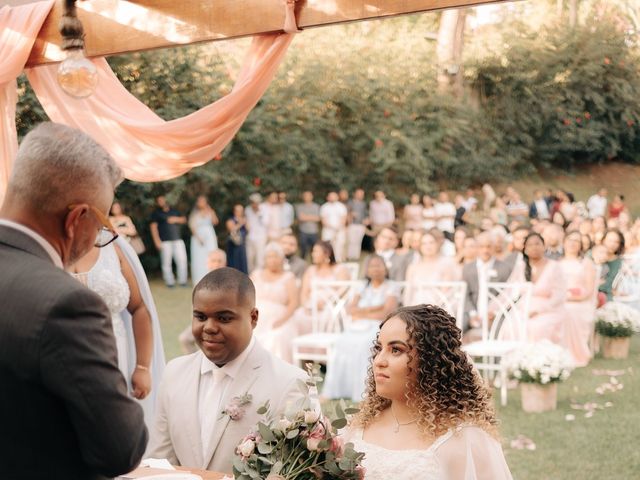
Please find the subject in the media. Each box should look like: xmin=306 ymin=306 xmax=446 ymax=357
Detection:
xmin=502 ymin=341 xmax=574 ymax=413
xmin=595 ymin=302 xmax=640 ymax=359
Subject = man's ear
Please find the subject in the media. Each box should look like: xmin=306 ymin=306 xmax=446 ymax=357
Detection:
xmin=64 ymin=204 xmax=88 ymax=239
xmin=250 ymin=307 xmax=259 ymax=329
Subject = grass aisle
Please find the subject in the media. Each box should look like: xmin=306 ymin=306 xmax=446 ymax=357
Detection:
xmin=151 ymin=280 xmax=639 ymax=479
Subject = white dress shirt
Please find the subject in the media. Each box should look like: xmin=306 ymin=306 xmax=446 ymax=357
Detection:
xmin=198 ymin=335 xmax=256 ymax=455
xmin=0 ymin=219 xmax=63 ymax=268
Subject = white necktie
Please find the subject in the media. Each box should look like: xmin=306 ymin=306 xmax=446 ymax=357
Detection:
xmin=201 ymin=369 xmax=227 ymax=456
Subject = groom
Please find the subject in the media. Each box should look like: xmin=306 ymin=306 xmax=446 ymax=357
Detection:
xmin=148 ymin=267 xmax=306 ymax=473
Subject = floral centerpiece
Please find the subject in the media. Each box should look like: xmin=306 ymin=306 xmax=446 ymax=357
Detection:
xmin=501 ymin=341 xmax=574 ymax=412
xmin=232 ymin=365 xmax=365 ymax=480
xmin=595 ymin=302 xmax=640 ymax=359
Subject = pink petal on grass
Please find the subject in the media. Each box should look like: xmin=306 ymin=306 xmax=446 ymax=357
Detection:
xmin=565 ymin=414 xmax=576 ymax=421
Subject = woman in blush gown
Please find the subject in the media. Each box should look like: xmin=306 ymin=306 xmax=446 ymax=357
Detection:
xmin=560 ymin=230 xmax=597 ymax=367
xmin=508 ymin=232 xmax=567 ymax=345
xmin=250 ymin=243 xmax=299 ymax=363
xmin=403 ymin=231 xmax=459 ymax=306
xmin=323 ymin=255 xmax=399 ymax=401
xmin=343 ymin=305 xmax=512 ymax=480
xmin=189 ymin=195 xmax=219 ymax=284
xmin=69 ymin=237 xmax=165 ymax=428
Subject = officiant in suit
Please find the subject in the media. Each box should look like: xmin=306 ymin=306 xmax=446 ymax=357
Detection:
xmin=148 ymin=267 xmax=306 ymax=473
xmin=462 ymin=231 xmax=512 ymax=332
xmin=0 ymin=123 xmax=147 ymax=479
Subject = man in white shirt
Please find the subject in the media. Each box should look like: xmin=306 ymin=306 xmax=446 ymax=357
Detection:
xmin=279 ymin=191 xmax=295 ymax=234
xmin=245 ymin=193 xmax=267 ymax=272
xmin=320 ymin=191 xmax=348 ymax=262
xmin=148 ymin=268 xmax=305 ymax=473
xmin=587 ymin=188 xmax=608 ymax=219
xmin=369 ymin=190 xmax=395 ymax=234
xmin=434 ymin=192 xmax=456 ymax=237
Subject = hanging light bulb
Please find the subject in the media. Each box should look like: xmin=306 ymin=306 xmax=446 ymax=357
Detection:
xmin=57 ymin=49 xmax=98 ymax=98
xmin=56 ymin=0 xmax=98 ymax=98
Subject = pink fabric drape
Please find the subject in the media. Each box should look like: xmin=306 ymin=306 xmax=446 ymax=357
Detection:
xmin=1 ymin=1 xmax=294 ymax=200
xmin=0 ymin=0 xmax=55 ymax=203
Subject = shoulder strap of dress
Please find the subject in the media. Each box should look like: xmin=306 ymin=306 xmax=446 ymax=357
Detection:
xmin=430 ymin=427 xmax=460 ymax=451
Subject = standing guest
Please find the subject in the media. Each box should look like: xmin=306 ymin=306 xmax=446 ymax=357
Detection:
xmin=346 ymin=305 xmax=513 ymax=479
xmin=587 ymin=188 xmax=608 ymax=219
xmin=560 ymin=231 xmax=597 ymax=367
xmin=251 ymin=243 xmax=299 ymax=362
xmin=148 ymin=268 xmax=305 ymax=474
xmin=346 ymin=188 xmax=368 ymax=261
xmin=189 ymin=195 xmax=219 ymax=284
xmin=597 ymin=229 xmax=625 ymax=302
xmin=226 ymin=204 xmax=249 ymax=274
xmin=279 ymin=191 xmax=295 ymax=234
xmin=454 ymin=194 xmax=468 ymax=228
xmin=369 ymin=190 xmax=396 ymax=235
xmin=435 ymin=191 xmax=457 ymax=239
xmin=505 ymin=192 xmax=529 ymax=224
xmin=481 ymin=183 xmax=497 ymax=212
xmin=529 ymin=189 xmax=551 ymax=221
xmin=464 ymin=188 xmax=479 ymax=211
xmin=508 ymin=233 xmax=567 ymax=345
xmin=264 ymin=191 xmax=283 ymax=242
xmin=490 ymin=196 xmax=509 ymax=227
xmin=295 ymin=190 xmax=321 ymax=259
xmin=323 ymin=255 xmax=399 ymax=401
xmin=403 ymin=193 xmax=423 ymax=231
xmin=421 ymin=195 xmax=437 ymax=231
xmin=179 ymin=249 xmax=227 ymax=354
xmin=279 ymin=232 xmax=308 ymax=279
xmin=320 ymin=191 xmax=348 ymax=262
xmin=110 ymin=201 xmax=144 ymax=254
xmin=150 ymin=195 xmax=188 ymax=288
xmin=245 ymin=193 xmax=267 ymax=272
xmin=0 ymin=123 xmax=147 ymax=478
xmin=608 ymin=194 xmax=626 ymax=219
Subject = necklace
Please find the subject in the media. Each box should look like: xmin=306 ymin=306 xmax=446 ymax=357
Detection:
xmin=390 ymin=404 xmax=418 ymax=433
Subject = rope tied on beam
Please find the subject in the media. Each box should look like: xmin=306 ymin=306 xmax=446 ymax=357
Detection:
xmin=284 ymin=0 xmax=301 ymax=33
xmin=59 ymin=0 xmax=85 ymax=51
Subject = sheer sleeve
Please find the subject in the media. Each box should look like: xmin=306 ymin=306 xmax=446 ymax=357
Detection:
xmin=435 ymin=426 xmax=513 ymax=480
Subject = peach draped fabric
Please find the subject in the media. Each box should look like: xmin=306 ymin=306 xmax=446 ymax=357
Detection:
xmin=0 ymin=0 xmax=55 ymax=203
xmin=1 ymin=1 xmax=295 ymax=201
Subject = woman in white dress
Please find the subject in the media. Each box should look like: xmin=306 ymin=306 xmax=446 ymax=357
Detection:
xmin=346 ymin=304 xmax=512 ymax=479
xmin=323 ymin=255 xmax=398 ymax=401
xmin=69 ymin=237 xmax=165 ymax=428
xmin=189 ymin=194 xmax=219 ymax=284
xmin=250 ymin=243 xmax=299 ymax=363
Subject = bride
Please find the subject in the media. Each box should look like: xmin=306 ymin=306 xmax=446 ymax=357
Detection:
xmin=346 ymin=304 xmax=513 ymax=479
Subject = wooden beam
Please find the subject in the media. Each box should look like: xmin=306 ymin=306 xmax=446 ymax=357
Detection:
xmin=4 ymin=0 xmax=512 ymax=66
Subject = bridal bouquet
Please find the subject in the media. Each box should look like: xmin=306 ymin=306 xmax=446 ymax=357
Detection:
xmin=595 ymin=302 xmax=640 ymax=338
xmin=501 ymin=341 xmax=574 ymax=385
xmin=232 ymin=365 xmax=365 ymax=480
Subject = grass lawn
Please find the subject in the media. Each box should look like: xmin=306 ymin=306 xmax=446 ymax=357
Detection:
xmin=150 ymin=279 xmax=639 ymax=479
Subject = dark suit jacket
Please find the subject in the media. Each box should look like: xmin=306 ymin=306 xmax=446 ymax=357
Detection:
xmin=0 ymin=225 xmax=147 ymax=479
xmin=461 ymin=258 xmax=512 ymax=331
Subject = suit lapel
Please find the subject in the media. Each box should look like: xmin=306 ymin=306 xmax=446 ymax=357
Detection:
xmin=202 ymin=345 xmax=265 ymax=468
xmin=184 ymin=353 xmax=205 ymax=467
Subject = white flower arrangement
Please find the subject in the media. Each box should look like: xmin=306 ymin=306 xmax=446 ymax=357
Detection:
xmin=501 ymin=341 xmax=574 ymax=385
xmin=595 ymin=302 xmax=640 ymax=338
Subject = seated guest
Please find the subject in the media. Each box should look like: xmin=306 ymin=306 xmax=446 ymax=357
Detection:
xmin=251 ymin=243 xmax=299 ymax=362
xmin=507 ymin=233 xmax=567 ymax=345
xmin=542 ymin=223 xmax=564 ymax=260
xmin=279 ymin=233 xmax=308 ymax=279
xmin=293 ymin=241 xmax=350 ymax=335
xmin=372 ymin=226 xmax=412 ymax=281
xmin=148 ymin=268 xmax=305 ymax=473
xmin=404 ymin=230 xmax=459 ymax=306
xmin=597 ymin=229 xmax=625 ymax=303
xmin=503 ymin=226 xmax=530 ymax=275
xmin=560 ymin=231 xmax=597 ymax=367
xmin=323 ymin=255 xmax=399 ymax=401
xmin=461 ymin=232 xmax=512 ymax=333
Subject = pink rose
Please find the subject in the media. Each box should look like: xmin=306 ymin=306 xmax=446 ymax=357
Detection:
xmin=225 ymin=403 xmax=244 ymax=421
xmin=329 ymin=436 xmax=344 ymax=456
xmin=355 ymin=465 xmax=367 ymax=480
xmin=306 ymin=421 xmax=327 ymax=451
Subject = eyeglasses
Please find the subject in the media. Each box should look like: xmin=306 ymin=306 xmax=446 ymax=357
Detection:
xmin=68 ymin=204 xmax=119 ymax=248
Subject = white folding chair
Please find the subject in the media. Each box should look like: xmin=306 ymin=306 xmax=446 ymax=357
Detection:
xmin=342 ymin=262 xmax=361 ymax=281
xmin=462 ymin=281 xmax=532 ymax=406
xmin=403 ymin=281 xmax=467 ymax=332
xmin=613 ymin=255 xmax=640 ymax=304
xmin=291 ymin=280 xmax=361 ymax=367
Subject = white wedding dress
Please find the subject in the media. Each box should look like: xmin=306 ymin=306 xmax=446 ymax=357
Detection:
xmin=350 ymin=425 xmax=513 ymax=480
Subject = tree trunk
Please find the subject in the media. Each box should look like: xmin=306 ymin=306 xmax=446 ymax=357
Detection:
xmin=436 ymin=9 xmax=467 ymax=95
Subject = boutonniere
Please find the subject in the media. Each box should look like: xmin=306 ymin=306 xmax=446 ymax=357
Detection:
xmin=488 ymin=269 xmax=498 ymax=278
xmin=221 ymin=392 xmax=252 ymax=421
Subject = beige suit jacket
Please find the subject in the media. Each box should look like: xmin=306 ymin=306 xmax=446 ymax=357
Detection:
xmin=147 ymin=341 xmax=306 ymax=473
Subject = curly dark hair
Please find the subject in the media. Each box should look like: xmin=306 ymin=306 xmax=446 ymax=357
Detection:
xmin=354 ymin=304 xmax=499 ymax=438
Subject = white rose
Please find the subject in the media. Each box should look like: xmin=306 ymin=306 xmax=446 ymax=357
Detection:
xmin=238 ymin=439 xmax=255 ymax=458
xmin=304 ymin=410 xmax=320 ymax=424
xmin=276 ymin=418 xmax=293 ymax=432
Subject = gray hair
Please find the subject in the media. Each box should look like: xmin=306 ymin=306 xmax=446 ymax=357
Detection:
xmin=264 ymin=242 xmax=285 ymax=259
xmin=9 ymin=123 xmax=122 ymax=213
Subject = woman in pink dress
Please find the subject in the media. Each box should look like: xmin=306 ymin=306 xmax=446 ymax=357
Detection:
xmin=510 ymin=233 xmax=567 ymax=345
xmin=560 ymin=231 xmax=597 ymax=367
xmin=403 ymin=194 xmax=424 ymax=231
xmin=251 ymin=243 xmax=299 ymax=363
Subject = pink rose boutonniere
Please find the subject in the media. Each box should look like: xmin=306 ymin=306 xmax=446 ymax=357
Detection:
xmin=222 ymin=392 xmax=252 ymax=421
